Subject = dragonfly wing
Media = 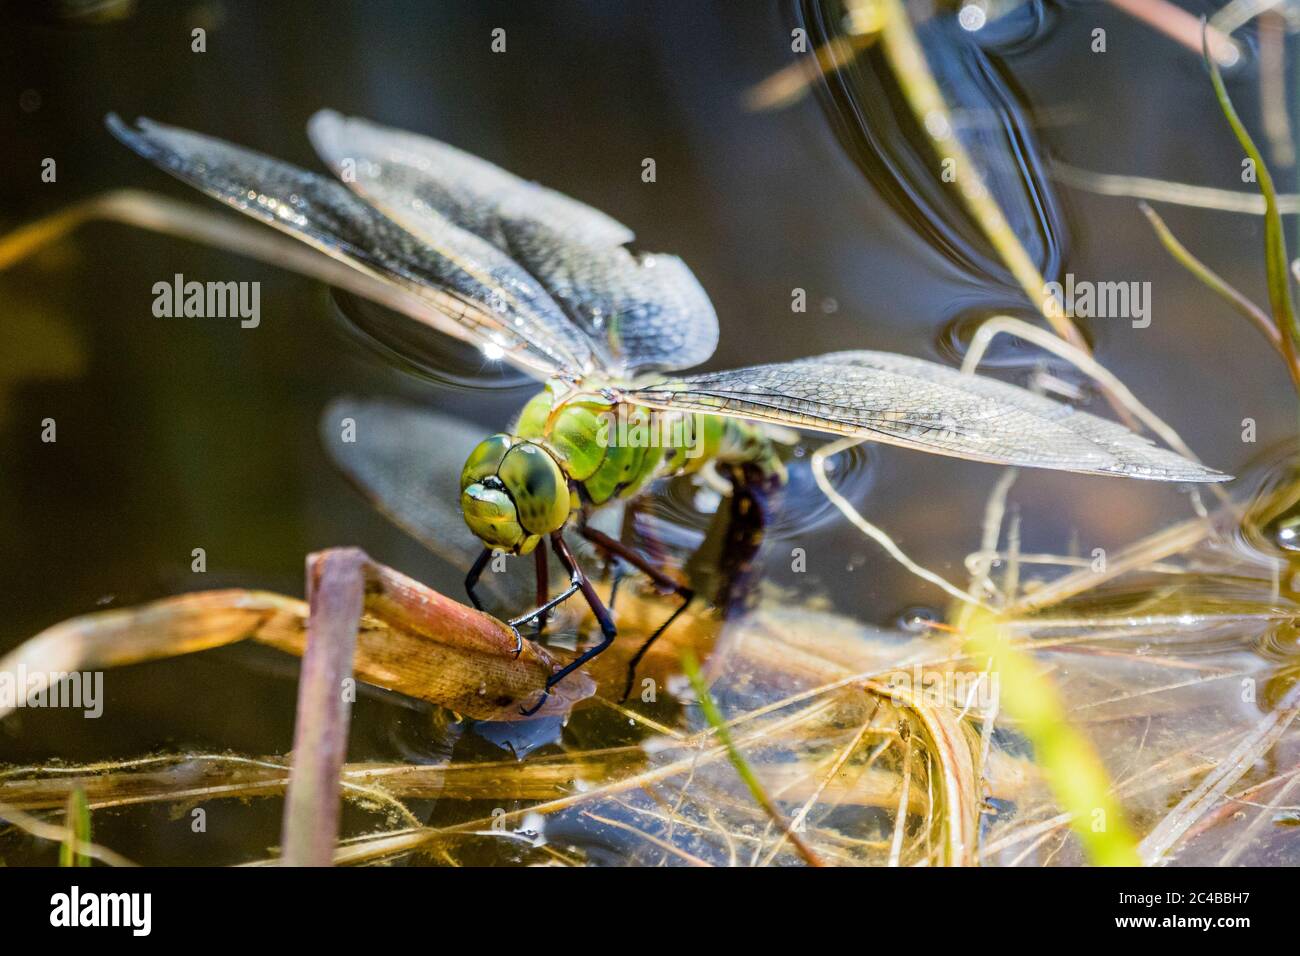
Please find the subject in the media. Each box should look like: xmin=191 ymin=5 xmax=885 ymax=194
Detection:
xmin=321 ymin=397 xmax=490 ymax=570
xmin=629 ymin=350 xmax=1231 ymax=482
xmin=108 ymin=114 xmax=597 ymax=379
xmin=320 ymin=397 xmax=535 ymax=607
xmin=308 ymin=110 xmax=720 ymax=376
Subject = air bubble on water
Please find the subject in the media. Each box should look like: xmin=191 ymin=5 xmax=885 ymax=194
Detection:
xmin=1271 ymin=516 xmax=1300 ymax=552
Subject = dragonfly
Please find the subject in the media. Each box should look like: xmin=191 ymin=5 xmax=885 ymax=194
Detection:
xmin=106 ymin=111 xmax=1229 ymax=714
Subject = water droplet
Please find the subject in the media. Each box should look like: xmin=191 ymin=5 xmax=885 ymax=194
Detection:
xmin=958 ymin=4 xmax=987 ymax=31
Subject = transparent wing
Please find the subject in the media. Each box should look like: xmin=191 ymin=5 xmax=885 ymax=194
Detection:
xmin=307 ymin=110 xmax=720 ymax=376
xmin=321 ymin=397 xmax=493 ymax=570
xmin=320 ymin=397 xmax=529 ymax=606
xmin=107 ymin=114 xmax=598 ymax=379
xmin=629 ymin=351 xmax=1231 ymax=482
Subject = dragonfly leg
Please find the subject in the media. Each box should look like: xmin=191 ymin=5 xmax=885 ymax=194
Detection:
xmin=508 ymin=530 xmax=605 ymax=660
xmin=533 ymin=546 xmax=550 ymax=635
xmin=606 ymin=499 xmax=652 ymax=613
xmin=519 ymin=533 xmax=617 ymax=716
xmin=607 ymin=564 xmax=627 ymax=611
xmin=622 ymin=495 xmax=672 ymax=575
xmin=579 ymin=525 xmax=694 ymax=702
xmin=464 ymin=547 xmax=492 ymax=612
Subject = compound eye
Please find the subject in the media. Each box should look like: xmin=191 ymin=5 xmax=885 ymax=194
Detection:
xmin=498 ymin=443 xmax=570 ymax=535
xmin=460 ymin=482 xmax=525 ymax=551
xmin=460 ymin=434 xmax=514 ymax=492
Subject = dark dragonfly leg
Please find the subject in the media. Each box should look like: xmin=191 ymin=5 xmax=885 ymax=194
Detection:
xmin=533 ymin=546 xmax=550 ymax=635
xmin=464 ymin=547 xmax=492 ymax=611
xmin=607 ymin=497 xmax=652 ymax=613
xmin=519 ymin=533 xmax=617 ymax=716
xmin=505 ymin=562 xmax=583 ymax=660
xmin=622 ymin=495 xmax=672 ymax=578
xmin=607 ymin=564 xmax=627 ymax=611
xmin=466 ymin=545 xmax=568 ymax=657
xmin=579 ymin=525 xmax=693 ymax=702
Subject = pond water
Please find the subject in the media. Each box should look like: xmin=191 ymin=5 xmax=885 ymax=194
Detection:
xmin=1 ymin=0 xmax=1298 ymax=865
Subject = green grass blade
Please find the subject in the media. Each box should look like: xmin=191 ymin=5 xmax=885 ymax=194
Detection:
xmin=681 ymin=648 xmax=823 ymax=866
xmin=1140 ymin=202 xmax=1288 ymax=358
xmin=1205 ymin=25 xmax=1300 ymax=352
xmin=58 ymin=787 xmax=92 ymax=868
xmin=960 ymin=609 xmax=1142 ymax=866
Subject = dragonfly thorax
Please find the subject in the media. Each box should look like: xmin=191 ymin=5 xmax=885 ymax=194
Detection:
xmin=458 ymin=384 xmax=787 ymax=555
xmin=515 ymin=386 xmax=705 ymax=502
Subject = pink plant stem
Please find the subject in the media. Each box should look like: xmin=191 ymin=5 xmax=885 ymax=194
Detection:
xmin=280 ymin=548 xmax=366 ymax=866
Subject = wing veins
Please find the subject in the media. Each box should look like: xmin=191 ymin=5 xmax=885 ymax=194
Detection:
xmin=628 ymin=351 xmax=1231 ymax=481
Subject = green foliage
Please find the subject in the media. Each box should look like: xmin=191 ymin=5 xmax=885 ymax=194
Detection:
xmin=1205 ymin=31 xmax=1300 ymax=357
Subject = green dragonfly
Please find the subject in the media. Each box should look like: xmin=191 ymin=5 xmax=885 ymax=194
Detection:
xmin=107 ymin=111 xmax=1229 ymax=714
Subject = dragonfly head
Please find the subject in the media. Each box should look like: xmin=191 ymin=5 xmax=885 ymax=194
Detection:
xmin=459 ymin=434 xmax=571 ymax=555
